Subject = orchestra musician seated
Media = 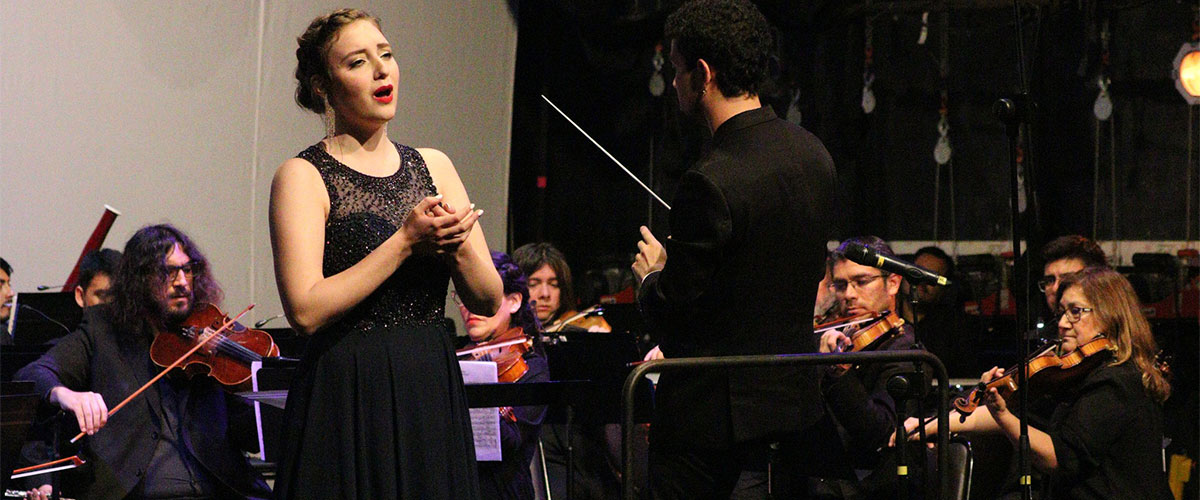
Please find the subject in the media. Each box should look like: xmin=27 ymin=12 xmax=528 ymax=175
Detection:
xmin=512 ymin=243 xmax=611 ymax=333
xmin=807 ymin=236 xmax=926 ymax=499
xmin=512 ymin=242 xmax=619 ymax=499
xmin=74 ymin=249 xmax=122 ymax=309
xmin=901 ymin=266 xmax=1172 ymax=499
xmin=456 ymin=251 xmax=549 ymax=500
xmin=14 ymin=224 xmax=270 ymax=500
xmin=898 ymin=246 xmax=981 ymax=378
xmin=2 ymin=258 xmax=14 ymax=345
xmin=16 ymin=248 xmax=123 ymax=499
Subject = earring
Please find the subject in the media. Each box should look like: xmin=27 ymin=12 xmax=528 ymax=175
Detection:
xmin=322 ymin=103 xmax=336 ymax=138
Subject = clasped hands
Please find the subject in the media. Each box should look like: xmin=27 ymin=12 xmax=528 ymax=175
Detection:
xmin=403 ymin=195 xmax=483 ymax=256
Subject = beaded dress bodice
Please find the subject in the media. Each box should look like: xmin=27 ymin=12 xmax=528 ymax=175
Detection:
xmin=296 ymin=141 xmax=448 ymax=331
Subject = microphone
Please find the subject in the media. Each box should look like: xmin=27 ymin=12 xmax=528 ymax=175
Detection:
xmin=254 ymin=313 xmax=286 ymax=329
xmin=36 ymin=284 xmax=65 ymax=291
xmin=842 ymin=242 xmax=952 ymax=286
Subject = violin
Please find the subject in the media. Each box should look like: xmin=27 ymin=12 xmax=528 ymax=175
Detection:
xmin=149 ymin=303 xmax=279 ymax=387
xmin=952 ymin=336 xmax=1113 ymax=417
xmin=457 ymin=326 xmax=535 ymax=422
xmin=456 ymin=326 xmax=534 ymax=384
xmin=544 ymin=305 xmax=608 ymax=333
xmin=816 ymin=310 xmax=906 ymax=353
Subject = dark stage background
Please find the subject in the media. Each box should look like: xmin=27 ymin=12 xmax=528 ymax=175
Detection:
xmin=507 ymin=0 xmax=1198 ymax=275
xmin=505 ymin=2 xmax=1199 ymax=495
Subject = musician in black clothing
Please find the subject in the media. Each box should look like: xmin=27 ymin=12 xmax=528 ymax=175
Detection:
xmin=811 ymin=236 xmax=923 ymax=499
xmin=910 ymin=267 xmax=1173 ymax=499
xmin=456 ymin=251 xmax=550 ymax=500
xmin=74 ymin=248 xmax=122 ymax=308
xmin=14 ymin=224 xmax=269 ymax=500
xmin=899 ymin=246 xmax=981 ymax=378
xmin=631 ymin=1 xmax=838 ymax=496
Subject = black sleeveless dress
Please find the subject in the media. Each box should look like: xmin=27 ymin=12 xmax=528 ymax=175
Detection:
xmin=273 ymin=142 xmax=480 ymax=499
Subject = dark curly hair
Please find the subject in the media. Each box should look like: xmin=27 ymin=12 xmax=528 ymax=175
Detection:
xmin=113 ymin=225 xmax=222 ymax=334
xmin=294 ymin=8 xmax=381 ymax=114
xmin=664 ymin=0 xmax=774 ymax=98
xmin=492 ymin=252 xmax=543 ymax=348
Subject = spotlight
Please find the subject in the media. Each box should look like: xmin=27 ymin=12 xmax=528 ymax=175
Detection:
xmin=1173 ymin=41 xmax=1200 ymax=104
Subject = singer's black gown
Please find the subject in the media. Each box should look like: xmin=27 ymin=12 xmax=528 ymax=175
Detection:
xmin=273 ymin=142 xmax=480 ymax=500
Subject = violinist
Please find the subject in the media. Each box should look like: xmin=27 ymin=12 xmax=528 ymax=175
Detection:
xmin=456 ymin=251 xmax=549 ymax=500
xmin=14 ymin=224 xmax=270 ymax=500
xmin=811 ymin=236 xmax=923 ymax=499
xmin=513 ymin=242 xmax=619 ymax=499
xmin=512 ymin=243 xmax=611 ymax=332
xmin=906 ymin=267 xmax=1172 ymax=499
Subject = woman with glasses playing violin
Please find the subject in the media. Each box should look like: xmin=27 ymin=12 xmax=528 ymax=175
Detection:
xmin=904 ymin=267 xmax=1172 ymax=499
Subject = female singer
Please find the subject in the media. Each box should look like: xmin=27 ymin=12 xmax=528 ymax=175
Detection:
xmin=904 ymin=267 xmax=1171 ymax=498
xmin=269 ymin=8 xmax=502 ymax=499
xmin=456 ymin=252 xmax=549 ymax=500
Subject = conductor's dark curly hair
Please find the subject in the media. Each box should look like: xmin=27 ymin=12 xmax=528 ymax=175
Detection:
xmin=664 ymin=0 xmax=774 ymax=98
xmin=113 ymin=224 xmax=222 ymax=334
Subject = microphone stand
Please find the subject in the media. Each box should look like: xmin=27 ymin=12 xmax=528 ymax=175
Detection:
xmin=995 ymin=1 xmax=1040 ymax=498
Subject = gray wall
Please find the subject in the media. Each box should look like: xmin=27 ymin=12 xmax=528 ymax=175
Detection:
xmin=1 ymin=1 xmax=517 ymax=326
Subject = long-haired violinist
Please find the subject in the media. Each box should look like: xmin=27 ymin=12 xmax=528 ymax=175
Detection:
xmin=14 ymin=224 xmax=270 ymax=500
xmin=905 ymin=267 xmax=1172 ymax=499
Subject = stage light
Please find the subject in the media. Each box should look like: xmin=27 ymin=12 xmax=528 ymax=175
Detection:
xmin=1173 ymin=41 xmax=1200 ymax=104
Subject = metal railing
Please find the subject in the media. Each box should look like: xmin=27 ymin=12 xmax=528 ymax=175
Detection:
xmin=621 ymin=350 xmax=952 ymax=499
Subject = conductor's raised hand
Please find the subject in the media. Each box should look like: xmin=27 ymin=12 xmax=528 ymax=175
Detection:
xmin=632 ymin=226 xmax=667 ymax=282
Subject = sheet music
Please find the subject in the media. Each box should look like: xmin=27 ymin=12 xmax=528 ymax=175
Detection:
xmin=459 ymin=360 xmax=501 ymax=461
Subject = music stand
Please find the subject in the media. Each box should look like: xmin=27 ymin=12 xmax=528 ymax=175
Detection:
xmin=11 ymin=293 xmax=80 ymax=346
xmin=543 ymin=331 xmax=653 ymax=424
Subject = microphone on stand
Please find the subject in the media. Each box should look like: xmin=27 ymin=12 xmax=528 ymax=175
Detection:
xmin=842 ymin=242 xmax=952 ymax=286
xmin=254 ymin=313 xmax=286 ymax=329
xmin=36 ymin=285 xmax=66 ymax=291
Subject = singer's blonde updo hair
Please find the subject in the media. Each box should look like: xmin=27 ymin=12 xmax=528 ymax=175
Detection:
xmin=294 ymin=8 xmax=381 ymax=114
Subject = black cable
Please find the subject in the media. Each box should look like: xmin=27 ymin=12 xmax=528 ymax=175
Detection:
xmin=17 ymin=304 xmax=73 ymax=337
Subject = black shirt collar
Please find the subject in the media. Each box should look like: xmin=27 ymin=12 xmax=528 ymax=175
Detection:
xmin=711 ymin=105 xmax=777 ymax=144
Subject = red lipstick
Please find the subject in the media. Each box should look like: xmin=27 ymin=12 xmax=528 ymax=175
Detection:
xmin=373 ymin=84 xmax=394 ymax=104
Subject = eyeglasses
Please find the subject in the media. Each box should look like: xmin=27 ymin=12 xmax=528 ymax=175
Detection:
xmin=1037 ymin=276 xmax=1059 ymax=292
xmin=829 ymin=274 xmax=884 ymax=293
xmin=163 ymin=262 xmax=200 ymax=281
xmin=1058 ymin=305 xmax=1095 ymax=323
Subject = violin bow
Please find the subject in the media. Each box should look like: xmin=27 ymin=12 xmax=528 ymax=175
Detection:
xmin=541 ymin=94 xmax=672 ymax=211
xmin=10 ymin=455 xmax=86 ymax=479
xmin=456 ymin=337 xmax=529 ymax=358
xmin=67 ymin=304 xmax=255 ymax=443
